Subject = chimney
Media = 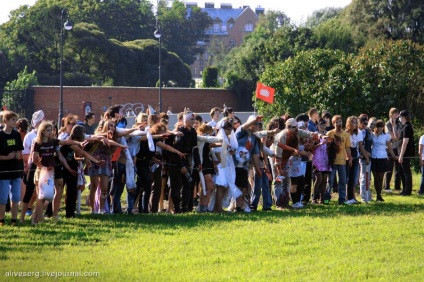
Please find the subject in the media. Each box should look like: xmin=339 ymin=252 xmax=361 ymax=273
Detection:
xmin=220 ymin=3 xmax=232 ymax=9
xmin=186 ymin=2 xmax=198 ymax=8
xmin=205 ymin=2 xmax=214 ymax=8
xmin=255 ymin=7 xmax=265 ymax=15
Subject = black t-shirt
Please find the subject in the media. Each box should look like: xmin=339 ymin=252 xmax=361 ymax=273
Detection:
xmin=168 ymin=127 xmax=200 ymax=167
xmin=136 ymin=139 xmax=159 ymax=161
xmin=400 ymin=122 xmax=415 ymax=157
xmin=0 ymin=130 xmax=24 ymax=180
xmin=60 ymin=144 xmax=79 ymax=170
xmin=33 ymin=139 xmax=60 ymax=168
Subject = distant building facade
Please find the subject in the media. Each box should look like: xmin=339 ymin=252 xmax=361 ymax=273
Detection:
xmin=187 ymin=2 xmax=264 ymax=78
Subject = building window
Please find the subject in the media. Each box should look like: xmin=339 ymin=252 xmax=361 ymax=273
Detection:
xmin=200 ymin=67 xmax=204 ymax=75
xmin=228 ymin=23 xmax=234 ymax=29
xmin=222 ymin=24 xmax=227 ymax=32
xmin=229 ymin=40 xmax=236 ymax=47
xmin=245 ymin=23 xmax=253 ymax=32
xmin=194 ymin=68 xmax=197 ymax=75
xmin=213 ymin=23 xmax=220 ymax=33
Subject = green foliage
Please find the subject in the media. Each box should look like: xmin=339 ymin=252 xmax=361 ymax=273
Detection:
xmin=256 ymin=49 xmax=351 ymax=117
xmin=304 ymin=7 xmax=342 ymax=28
xmin=256 ymin=40 xmax=424 ymax=123
xmin=0 ymin=0 xmax=193 ymax=88
xmin=202 ymin=66 xmax=219 ymax=88
xmin=347 ymin=0 xmax=424 ymax=44
xmin=2 ymin=66 xmax=38 ymax=111
xmin=158 ymin=0 xmax=212 ymax=65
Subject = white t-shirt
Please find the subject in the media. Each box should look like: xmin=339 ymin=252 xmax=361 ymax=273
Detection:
xmin=419 ymin=135 xmax=424 ymax=160
xmin=349 ymin=131 xmax=363 ymax=155
xmin=371 ymin=133 xmax=391 ymax=159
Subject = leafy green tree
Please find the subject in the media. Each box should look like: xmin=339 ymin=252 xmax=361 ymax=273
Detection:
xmin=350 ymin=40 xmax=424 ymax=120
xmin=304 ymin=7 xmax=342 ymax=28
xmin=202 ymin=66 xmax=218 ymax=88
xmin=312 ymin=18 xmax=357 ymax=53
xmin=2 ymin=66 xmax=38 ymax=113
xmin=158 ymin=0 xmax=212 ymax=65
xmin=347 ymin=0 xmax=424 ymax=44
xmin=70 ymin=0 xmax=156 ymax=41
xmin=255 ymin=49 xmax=352 ymax=118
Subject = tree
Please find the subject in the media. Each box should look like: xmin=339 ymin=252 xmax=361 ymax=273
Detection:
xmin=2 ymin=66 xmax=38 ymax=113
xmin=347 ymin=0 xmax=424 ymax=44
xmin=255 ymin=49 xmax=352 ymax=119
xmin=71 ymin=0 xmax=156 ymax=41
xmin=304 ymin=7 xmax=342 ymax=28
xmin=158 ymin=0 xmax=212 ymax=65
xmin=202 ymin=66 xmax=218 ymax=88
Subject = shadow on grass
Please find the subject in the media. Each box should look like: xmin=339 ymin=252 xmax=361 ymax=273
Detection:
xmin=1 ymin=195 xmax=423 ymax=257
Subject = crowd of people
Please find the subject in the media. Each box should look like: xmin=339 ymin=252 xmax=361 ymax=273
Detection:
xmin=0 ymin=105 xmax=423 ymax=226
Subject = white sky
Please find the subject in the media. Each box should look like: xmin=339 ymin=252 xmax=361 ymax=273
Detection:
xmin=0 ymin=0 xmax=352 ymax=25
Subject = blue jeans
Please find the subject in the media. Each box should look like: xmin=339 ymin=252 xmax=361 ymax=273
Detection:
xmin=420 ymin=167 xmax=424 ymax=194
xmin=0 ymin=178 xmax=21 ymax=205
xmin=346 ymin=157 xmax=359 ymax=200
xmin=111 ymin=162 xmax=126 ymax=213
xmin=329 ymin=164 xmax=347 ymax=203
xmin=251 ymin=168 xmax=273 ymax=209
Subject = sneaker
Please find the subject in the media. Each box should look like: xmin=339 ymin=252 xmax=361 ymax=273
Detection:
xmin=52 ymin=216 xmax=60 ymax=223
xmin=376 ymin=197 xmax=385 ymax=202
xmin=293 ymin=202 xmax=304 ymax=209
xmin=243 ymin=205 xmax=251 ymax=213
xmin=25 ymin=209 xmax=33 ymax=216
xmin=384 ymin=189 xmax=392 ymax=193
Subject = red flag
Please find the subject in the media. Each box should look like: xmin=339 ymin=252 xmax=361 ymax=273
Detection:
xmin=256 ymin=82 xmax=275 ymax=104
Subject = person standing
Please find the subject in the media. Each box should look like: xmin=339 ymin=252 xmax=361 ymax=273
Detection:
xmin=358 ymin=116 xmax=372 ymax=203
xmin=398 ymin=110 xmax=415 ymax=196
xmin=0 ymin=111 xmax=24 ymax=226
xmin=168 ymin=111 xmax=201 ymax=213
xmin=418 ymin=131 xmax=424 ymax=196
xmin=383 ymin=108 xmax=402 ymax=193
xmin=327 ymin=115 xmax=352 ymax=204
xmin=370 ymin=120 xmax=397 ymax=202
xmin=84 ymin=112 xmax=96 ymax=135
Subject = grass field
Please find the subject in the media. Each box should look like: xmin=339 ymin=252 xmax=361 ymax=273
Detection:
xmin=1 ymin=179 xmax=424 ymax=281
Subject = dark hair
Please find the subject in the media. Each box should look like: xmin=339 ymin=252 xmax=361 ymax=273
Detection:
xmin=295 ymin=113 xmax=309 ymax=122
xmin=16 ymin=118 xmax=29 ymax=132
xmin=106 ymin=105 xmax=122 ymax=119
xmin=85 ymin=112 xmax=95 ymax=122
xmin=322 ymin=112 xmax=332 ymax=119
xmin=374 ymin=120 xmax=386 ymax=133
xmin=70 ymin=125 xmax=85 ymax=141
xmin=223 ymin=107 xmax=233 ymax=117
xmin=194 ymin=114 xmax=203 ymax=122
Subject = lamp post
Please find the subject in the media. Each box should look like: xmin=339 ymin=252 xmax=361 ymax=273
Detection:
xmin=59 ymin=9 xmax=73 ymax=126
xmin=154 ymin=28 xmax=162 ymax=112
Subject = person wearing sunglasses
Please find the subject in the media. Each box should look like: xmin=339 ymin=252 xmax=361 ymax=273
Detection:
xmin=273 ymin=118 xmax=317 ymax=208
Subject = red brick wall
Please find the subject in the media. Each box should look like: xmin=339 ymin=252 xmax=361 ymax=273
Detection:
xmin=32 ymin=86 xmax=239 ymax=120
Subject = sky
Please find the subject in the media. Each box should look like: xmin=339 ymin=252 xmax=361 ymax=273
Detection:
xmin=0 ymin=0 xmax=352 ymax=25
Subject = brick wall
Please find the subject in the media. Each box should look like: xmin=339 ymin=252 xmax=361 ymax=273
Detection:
xmin=32 ymin=86 xmax=241 ymax=120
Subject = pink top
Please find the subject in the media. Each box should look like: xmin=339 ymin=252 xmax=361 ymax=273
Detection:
xmin=312 ymin=140 xmax=332 ymax=172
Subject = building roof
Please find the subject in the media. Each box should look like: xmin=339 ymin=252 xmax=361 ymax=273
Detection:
xmin=201 ymin=8 xmax=246 ymax=24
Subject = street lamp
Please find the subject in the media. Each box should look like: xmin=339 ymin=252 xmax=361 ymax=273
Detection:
xmin=59 ymin=9 xmax=73 ymax=126
xmin=154 ymin=28 xmax=162 ymax=112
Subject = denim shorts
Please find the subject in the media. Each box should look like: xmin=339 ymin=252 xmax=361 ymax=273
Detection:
xmin=0 ymin=178 xmax=21 ymax=204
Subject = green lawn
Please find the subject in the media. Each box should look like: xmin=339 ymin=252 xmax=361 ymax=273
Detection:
xmin=1 ymin=183 xmax=424 ymax=281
